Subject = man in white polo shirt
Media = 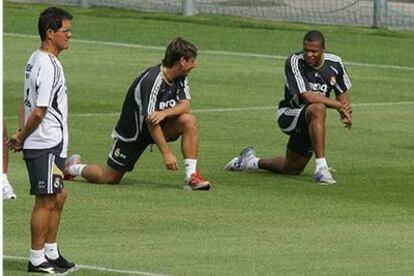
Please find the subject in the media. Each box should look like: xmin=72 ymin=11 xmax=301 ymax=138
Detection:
xmin=9 ymin=7 xmax=76 ymax=274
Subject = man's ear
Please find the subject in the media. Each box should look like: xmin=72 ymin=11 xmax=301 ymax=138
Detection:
xmin=179 ymin=56 xmax=187 ymax=66
xmin=45 ymin=28 xmax=54 ymax=40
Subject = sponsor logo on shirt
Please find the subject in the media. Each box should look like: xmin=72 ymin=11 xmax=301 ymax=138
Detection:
xmin=309 ymin=82 xmax=328 ymax=96
xmin=25 ymin=64 xmax=33 ymax=79
xmin=159 ymin=100 xmax=177 ymax=110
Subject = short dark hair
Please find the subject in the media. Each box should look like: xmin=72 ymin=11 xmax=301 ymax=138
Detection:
xmin=303 ymin=30 xmax=325 ymax=48
xmin=38 ymin=7 xmax=73 ymax=41
xmin=162 ymin=37 xmax=197 ymax=67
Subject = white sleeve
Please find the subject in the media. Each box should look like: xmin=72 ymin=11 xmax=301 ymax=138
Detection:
xmin=35 ymin=57 xmax=56 ymax=107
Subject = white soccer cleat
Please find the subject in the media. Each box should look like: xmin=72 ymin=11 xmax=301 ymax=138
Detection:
xmin=223 ymin=157 xmax=240 ymax=171
xmin=3 ymin=180 xmax=16 ymax=200
xmin=314 ymin=167 xmax=337 ymax=185
xmin=64 ymin=154 xmax=81 ymax=180
xmin=224 ymin=146 xmax=256 ymax=171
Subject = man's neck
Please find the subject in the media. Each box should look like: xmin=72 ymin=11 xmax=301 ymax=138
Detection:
xmin=312 ymin=53 xmax=325 ymax=70
xmin=40 ymin=41 xmax=59 ymax=58
xmin=161 ymin=65 xmax=178 ymax=85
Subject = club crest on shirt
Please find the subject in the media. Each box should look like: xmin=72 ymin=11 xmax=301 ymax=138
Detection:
xmin=330 ymin=76 xmax=337 ymax=86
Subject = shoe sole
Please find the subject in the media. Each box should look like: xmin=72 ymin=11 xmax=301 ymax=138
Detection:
xmin=315 ymin=180 xmax=337 ymax=185
xmin=3 ymin=193 xmax=16 ymax=200
xmin=28 ymin=267 xmax=67 ymax=274
xmin=183 ymin=183 xmax=211 ymax=191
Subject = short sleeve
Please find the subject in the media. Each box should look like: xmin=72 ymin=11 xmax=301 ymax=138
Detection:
xmin=35 ymin=57 xmax=57 ymax=107
xmin=335 ymin=61 xmax=352 ymax=94
xmin=177 ymin=77 xmax=191 ymax=100
xmin=284 ymin=55 xmax=309 ymax=95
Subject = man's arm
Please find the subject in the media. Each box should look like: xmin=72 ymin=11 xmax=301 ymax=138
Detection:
xmin=18 ymin=101 xmax=25 ymax=130
xmin=9 ymin=106 xmax=47 ymax=151
xmin=301 ymin=91 xmax=342 ymax=109
xmin=301 ymin=92 xmax=352 ymax=128
xmin=146 ymin=99 xmax=190 ymax=126
xmin=336 ymin=92 xmax=352 ymax=128
xmin=146 ymin=120 xmax=178 ymax=171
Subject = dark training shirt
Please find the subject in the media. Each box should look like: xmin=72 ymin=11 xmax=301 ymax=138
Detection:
xmin=113 ymin=64 xmax=191 ymax=142
xmin=280 ymin=51 xmax=352 ymax=109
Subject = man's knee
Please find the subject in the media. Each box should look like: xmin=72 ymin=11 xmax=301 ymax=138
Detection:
xmin=55 ymin=189 xmax=67 ymax=209
xmin=178 ymin=113 xmax=197 ymax=129
xmin=283 ymin=149 xmax=310 ymax=175
xmin=35 ymin=193 xmax=64 ymax=210
xmin=103 ymin=167 xmax=123 ymax=184
xmin=163 ymin=113 xmax=198 ymax=141
xmin=306 ymin=103 xmax=327 ymax=119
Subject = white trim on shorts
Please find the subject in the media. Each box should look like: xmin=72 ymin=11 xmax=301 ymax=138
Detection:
xmin=277 ymin=106 xmax=305 ymax=133
xmin=47 ymin=153 xmax=55 ymax=194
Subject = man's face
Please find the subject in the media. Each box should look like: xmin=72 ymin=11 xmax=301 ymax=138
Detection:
xmin=303 ymin=40 xmax=324 ymax=68
xmin=51 ymin=19 xmax=72 ymax=51
xmin=179 ymin=57 xmax=196 ymax=75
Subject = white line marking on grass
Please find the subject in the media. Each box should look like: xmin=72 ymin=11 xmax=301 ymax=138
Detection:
xmin=3 ymin=255 xmax=170 ymax=276
xmin=5 ymin=32 xmax=414 ymax=71
xmin=3 ymin=101 xmax=414 ymax=120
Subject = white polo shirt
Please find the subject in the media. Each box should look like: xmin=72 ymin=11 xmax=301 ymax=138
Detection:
xmin=23 ymin=50 xmax=68 ymax=158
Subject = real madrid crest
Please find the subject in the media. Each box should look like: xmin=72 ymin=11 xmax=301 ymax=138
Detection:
xmin=330 ymin=76 xmax=337 ymax=86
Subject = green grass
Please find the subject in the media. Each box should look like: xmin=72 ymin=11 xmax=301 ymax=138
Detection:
xmin=3 ymin=2 xmax=414 ymax=275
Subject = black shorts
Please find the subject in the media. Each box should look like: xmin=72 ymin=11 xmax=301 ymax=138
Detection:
xmin=24 ymin=150 xmax=65 ymax=195
xmin=277 ymin=106 xmax=313 ymax=157
xmin=108 ymin=122 xmax=182 ymax=172
xmin=107 ymin=134 xmax=153 ymax=172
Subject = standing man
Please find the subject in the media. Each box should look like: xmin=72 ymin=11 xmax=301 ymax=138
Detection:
xmin=224 ymin=30 xmax=352 ymax=185
xmin=9 ymin=7 xmax=76 ymax=273
xmin=65 ymin=37 xmax=211 ymax=191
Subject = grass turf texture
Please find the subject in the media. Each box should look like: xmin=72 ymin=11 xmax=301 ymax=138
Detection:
xmin=3 ymin=2 xmax=414 ymax=275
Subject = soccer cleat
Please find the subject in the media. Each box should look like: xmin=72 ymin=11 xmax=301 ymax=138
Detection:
xmin=223 ymin=146 xmax=256 ymax=171
xmin=27 ymin=261 xmax=67 ymax=274
xmin=223 ymin=157 xmax=240 ymax=171
xmin=2 ymin=181 xmax=16 ymax=200
xmin=46 ymin=253 xmax=76 ymax=271
xmin=64 ymin=154 xmax=81 ymax=180
xmin=314 ymin=167 xmax=337 ymax=185
xmin=183 ymin=172 xmax=211 ymax=191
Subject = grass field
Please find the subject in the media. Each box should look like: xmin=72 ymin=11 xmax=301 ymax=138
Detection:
xmin=3 ymin=2 xmax=414 ymax=275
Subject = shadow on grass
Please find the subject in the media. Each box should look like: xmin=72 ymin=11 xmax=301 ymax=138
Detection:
xmin=222 ymin=169 xmax=312 ymax=187
xmin=66 ymin=178 xmax=181 ymax=190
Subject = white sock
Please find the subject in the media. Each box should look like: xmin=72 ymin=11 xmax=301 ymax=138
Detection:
xmin=3 ymin=173 xmax=10 ymax=185
xmin=246 ymin=157 xmax=260 ymax=170
xmin=30 ymin=249 xmax=47 ymax=266
xmin=184 ymin=159 xmax=197 ymax=181
xmin=315 ymin=158 xmax=328 ymax=172
xmin=68 ymin=164 xmax=86 ymax=177
xmin=44 ymin=242 xmax=59 ymax=260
